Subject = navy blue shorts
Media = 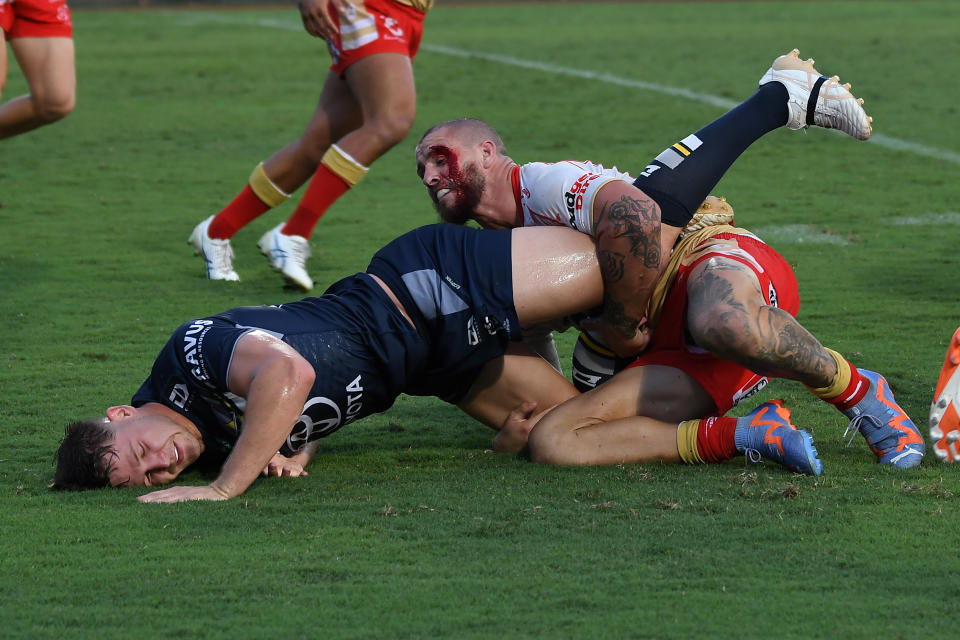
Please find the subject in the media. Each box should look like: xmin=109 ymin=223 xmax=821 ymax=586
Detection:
xmin=366 ymin=224 xmax=520 ymax=401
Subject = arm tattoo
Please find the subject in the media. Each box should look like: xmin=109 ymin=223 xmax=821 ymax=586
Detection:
xmin=602 ymin=292 xmax=638 ymax=337
xmin=597 ymin=249 xmax=625 ymax=283
xmin=595 ymin=195 xmax=661 ymax=269
xmin=689 ymin=258 xmax=834 ymax=384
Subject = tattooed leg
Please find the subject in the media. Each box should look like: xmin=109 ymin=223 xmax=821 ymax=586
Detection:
xmin=685 ymin=256 xmax=836 ymax=387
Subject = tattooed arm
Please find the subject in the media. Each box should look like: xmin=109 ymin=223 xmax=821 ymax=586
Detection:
xmin=591 ymin=180 xmax=664 ymax=357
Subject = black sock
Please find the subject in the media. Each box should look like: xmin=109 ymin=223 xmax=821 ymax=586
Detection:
xmin=633 ymin=82 xmax=789 ymax=227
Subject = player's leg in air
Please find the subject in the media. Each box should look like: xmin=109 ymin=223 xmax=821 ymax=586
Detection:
xmin=0 ymin=0 xmax=76 ymax=139
xmin=930 ymin=327 xmax=960 ymax=462
xmin=631 ymin=49 xmax=872 ymax=233
xmin=190 ymin=0 xmax=424 ymax=290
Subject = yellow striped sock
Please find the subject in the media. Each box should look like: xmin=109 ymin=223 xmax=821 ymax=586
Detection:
xmin=676 ymin=419 xmax=705 ymax=465
xmin=806 ymin=348 xmax=851 ymax=400
xmin=321 ymin=144 xmax=369 ymax=187
xmin=248 ymin=163 xmax=290 ymax=208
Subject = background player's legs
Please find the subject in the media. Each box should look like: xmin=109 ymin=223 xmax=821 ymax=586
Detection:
xmin=280 ymin=52 xmax=417 ymax=240
xmin=0 ymin=30 xmax=7 ymax=101
xmin=258 ymin=53 xmax=417 ymax=290
xmin=260 ymin=70 xmax=363 ymax=195
xmin=192 ymin=69 xmax=362 ymax=283
xmin=0 ymin=36 xmax=75 ymax=139
xmin=206 ymin=69 xmax=361 ymax=241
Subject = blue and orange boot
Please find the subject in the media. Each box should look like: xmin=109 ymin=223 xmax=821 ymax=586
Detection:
xmin=734 ymin=400 xmax=823 ymax=475
xmin=843 ymin=370 xmax=925 ymax=468
xmin=930 ymin=327 xmax=960 ymax=463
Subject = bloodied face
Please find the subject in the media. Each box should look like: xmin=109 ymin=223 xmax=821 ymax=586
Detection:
xmin=416 ymin=137 xmax=487 ymax=225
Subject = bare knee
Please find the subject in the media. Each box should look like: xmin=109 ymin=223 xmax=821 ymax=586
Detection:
xmin=35 ymin=91 xmax=75 ymax=123
xmin=528 ymin=417 xmax=591 ymax=466
xmin=360 ymin=107 xmax=416 ymax=153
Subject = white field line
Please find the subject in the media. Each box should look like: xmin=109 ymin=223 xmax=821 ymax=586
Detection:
xmin=170 ymin=13 xmax=960 ymax=167
xmin=891 ymin=212 xmax=960 ymax=226
xmin=751 ymin=225 xmax=852 ymax=246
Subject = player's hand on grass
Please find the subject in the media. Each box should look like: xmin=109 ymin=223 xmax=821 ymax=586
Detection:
xmin=139 ymin=485 xmax=231 ymax=503
xmin=298 ymin=0 xmax=348 ymax=40
xmin=262 ymin=453 xmax=309 ymax=478
xmin=493 ymin=400 xmax=538 ymax=453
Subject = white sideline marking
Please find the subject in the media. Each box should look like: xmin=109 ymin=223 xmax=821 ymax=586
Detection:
xmin=891 ymin=212 xmax=960 ymax=226
xmin=752 ymin=225 xmax=852 ymax=246
xmin=171 ymin=13 xmax=960 ymax=166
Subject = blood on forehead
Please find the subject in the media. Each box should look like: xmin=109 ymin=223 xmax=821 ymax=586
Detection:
xmin=425 ymin=144 xmax=464 ymax=183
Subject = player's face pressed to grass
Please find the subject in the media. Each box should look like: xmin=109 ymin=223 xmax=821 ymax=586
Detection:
xmin=103 ymin=407 xmax=205 ymax=487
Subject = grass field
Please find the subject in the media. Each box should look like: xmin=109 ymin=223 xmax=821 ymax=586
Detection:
xmin=2 ymin=1 xmax=959 ymax=637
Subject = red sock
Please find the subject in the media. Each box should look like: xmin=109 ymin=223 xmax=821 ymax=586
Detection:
xmin=282 ymin=164 xmax=351 ymax=239
xmin=208 ymin=185 xmax=271 ymax=239
xmin=696 ymin=416 xmax=739 ymax=463
xmin=824 ymin=362 xmax=870 ymax=412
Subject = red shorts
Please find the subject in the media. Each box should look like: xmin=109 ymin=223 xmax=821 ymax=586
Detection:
xmin=0 ymin=0 xmax=72 ymax=39
xmin=325 ymin=0 xmax=424 ymax=75
xmin=628 ymin=232 xmax=800 ymax=414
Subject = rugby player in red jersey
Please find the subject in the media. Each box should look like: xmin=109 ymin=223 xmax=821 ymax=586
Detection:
xmin=0 ymin=0 xmax=75 ymax=139
xmin=188 ymin=0 xmax=433 ymax=291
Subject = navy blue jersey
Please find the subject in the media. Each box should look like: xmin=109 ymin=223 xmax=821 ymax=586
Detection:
xmin=132 ymin=224 xmax=518 ymax=457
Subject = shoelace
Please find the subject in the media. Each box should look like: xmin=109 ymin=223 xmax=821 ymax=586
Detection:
xmin=744 ymin=448 xmax=762 ymax=468
xmin=844 ymin=413 xmax=899 ymax=451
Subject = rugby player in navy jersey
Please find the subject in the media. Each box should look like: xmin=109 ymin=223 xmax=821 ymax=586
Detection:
xmin=52 ymin=224 xmax=609 ymax=502
xmin=55 ymin=223 xmax=850 ymax=500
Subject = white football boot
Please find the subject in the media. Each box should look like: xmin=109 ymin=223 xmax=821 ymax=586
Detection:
xmin=257 ymin=223 xmax=314 ymax=291
xmin=759 ymin=48 xmax=873 ymax=140
xmin=188 ymin=215 xmax=240 ymax=281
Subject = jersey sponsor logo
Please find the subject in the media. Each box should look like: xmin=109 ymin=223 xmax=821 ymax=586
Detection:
xmin=182 ymin=319 xmax=214 ymax=383
xmin=732 ymin=377 xmax=769 ymax=407
xmin=284 ymin=375 xmax=365 ymax=452
xmin=169 ymin=383 xmax=190 ymax=410
xmin=443 ymin=274 xmax=461 ymax=291
xmin=381 ymin=16 xmax=405 ymax=39
xmin=466 ymin=316 xmax=480 ymax=346
xmin=564 ymin=172 xmax=603 ymax=228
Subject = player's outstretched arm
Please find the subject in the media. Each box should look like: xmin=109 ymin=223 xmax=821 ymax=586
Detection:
xmin=591 ymin=181 xmax=663 ymax=358
xmin=139 ymin=332 xmax=316 ymax=503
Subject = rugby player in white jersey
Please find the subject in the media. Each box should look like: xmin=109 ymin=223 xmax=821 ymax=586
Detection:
xmin=415 ymin=50 xmax=925 ymax=470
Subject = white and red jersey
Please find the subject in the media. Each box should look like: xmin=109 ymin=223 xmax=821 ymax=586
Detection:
xmin=511 ymin=161 xmax=634 ymax=237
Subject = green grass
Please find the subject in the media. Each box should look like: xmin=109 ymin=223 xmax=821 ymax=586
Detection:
xmin=2 ymin=1 xmax=959 ymax=638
